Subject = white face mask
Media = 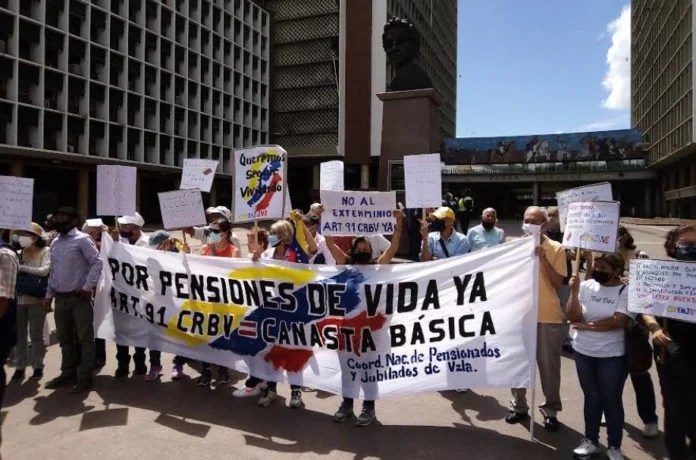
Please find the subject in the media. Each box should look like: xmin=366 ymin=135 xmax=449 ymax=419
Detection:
xmin=521 ymin=223 xmax=542 ymax=235
xmin=18 ymin=236 xmax=35 ymax=248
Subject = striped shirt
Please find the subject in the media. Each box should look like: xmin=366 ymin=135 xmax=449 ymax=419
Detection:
xmin=47 ymin=228 xmax=103 ymax=297
xmin=0 ymin=244 xmax=18 ymax=300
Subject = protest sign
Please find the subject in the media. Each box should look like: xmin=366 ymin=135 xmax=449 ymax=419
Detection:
xmin=97 ymin=165 xmax=137 ymax=216
xmin=556 ymin=182 xmax=612 ymax=232
xmin=320 ymin=161 xmax=344 ymax=191
xmin=319 ymin=190 xmax=396 ymax=236
xmin=232 ymin=145 xmax=287 ymax=223
xmin=95 ymin=237 xmax=538 ymax=399
xmin=628 ymin=259 xmax=696 ymax=323
xmin=403 ymin=153 xmax=442 ymax=209
xmin=561 ymin=201 xmax=620 ymax=253
xmin=158 ymin=189 xmax=207 ymax=230
xmin=180 ymin=159 xmax=218 ymax=192
xmin=0 ymin=175 xmax=34 ymax=231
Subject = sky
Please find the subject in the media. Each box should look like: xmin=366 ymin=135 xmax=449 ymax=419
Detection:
xmin=456 ymin=1 xmax=631 ymax=138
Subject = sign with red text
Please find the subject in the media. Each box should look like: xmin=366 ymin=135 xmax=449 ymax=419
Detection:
xmin=232 ymin=146 xmax=287 ymax=223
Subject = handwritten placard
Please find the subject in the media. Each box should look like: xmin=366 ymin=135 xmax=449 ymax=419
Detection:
xmin=158 ymin=189 xmax=207 ymax=230
xmin=0 ymin=175 xmax=34 ymax=231
xmin=232 ymin=145 xmax=287 ymax=223
xmin=403 ymin=153 xmax=442 ymax=209
xmin=320 ymin=190 xmax=396 ymax=236
xmin=180 ymin=159 xmax=218 ymax=192
xmin=97 ymin=165 xmax=137 ymax=216
xmin=556 ymin=182 xmax=612 ymax=232
xmin=320 ymin=161 xmax=344 ymax=191
xmin=628 ymin=259 xmax=696 ymax=323
xmin=561 ymin=201 xmax=620 ymax=253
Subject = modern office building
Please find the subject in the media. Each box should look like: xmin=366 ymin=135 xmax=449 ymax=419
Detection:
xmin=0 ymin=0 xmax=270 ymax=221
xmin=631 ymin=0 xmax=696 ymax=218
xmin=264 ymin=0 xmax=457 ymax=207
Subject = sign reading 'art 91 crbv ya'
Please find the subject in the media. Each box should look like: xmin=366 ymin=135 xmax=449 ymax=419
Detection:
xmin=94 ymin=237 xmax=539 ymax=400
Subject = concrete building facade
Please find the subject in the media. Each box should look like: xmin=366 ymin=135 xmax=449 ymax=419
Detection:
xmin=631 ymin=0 xmax=696 ymax=218
xmin=0 ymin=0 xmax=269 ymax=221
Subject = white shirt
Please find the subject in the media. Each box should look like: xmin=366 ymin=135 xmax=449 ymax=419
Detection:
xmin=571 ymin=280 xmax=634 ymax=358
xmin=366 ymin=234 xmax=391 ymax=260
xmin=309 ymin=233 xmax=336 ymax=265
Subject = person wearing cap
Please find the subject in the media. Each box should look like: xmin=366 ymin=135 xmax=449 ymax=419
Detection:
xmin=11 ymin=223 xmax=50 ymax=382
xmin=113 ymin=212 xmax=156 ymax=379
xmin=419 ymin=206 xmax=470 ymax=261
xmin=184 ymin=205 xmax=242 ymax=249
xmin=44 ymin=207 xmax=102 ymax=394
xmin=82 ymin=218 xmax=109 ymax=368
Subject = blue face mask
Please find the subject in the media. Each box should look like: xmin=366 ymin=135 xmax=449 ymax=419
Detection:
xmin=674 ymin=244 xmax=696 ymax=261
xmin=207 ymin=232 xmax=222 ymax=244
xmin=12 ymin=234 xmax=20 ymax=244
xmin=268 ymin=234 xmax=281 ymax=247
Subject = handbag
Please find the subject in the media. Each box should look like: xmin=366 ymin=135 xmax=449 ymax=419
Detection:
xmin=16 ymin=272 xmax=48 ymax=298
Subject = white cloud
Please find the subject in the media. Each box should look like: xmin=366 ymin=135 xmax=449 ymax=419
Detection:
xmin=601 ymin=5 xmax=631 ymax=110
xmin=576 ymin=114 xmax=630 ymax=132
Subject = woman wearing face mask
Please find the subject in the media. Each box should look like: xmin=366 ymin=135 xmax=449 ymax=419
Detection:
xmin=324 ymin=210 xmax=403 ymax=427
xmin=196 ymin=218 xmax=240 ymax=387
xmin=248 ymin=217 xmax=317 ymax=409
xmin=642 ymin=224 xmax=696 ymax=460
xmin=567 ymin=253 xmax=633 ymax=460
xmin=11 ymin=223 xmax=50 ymax=382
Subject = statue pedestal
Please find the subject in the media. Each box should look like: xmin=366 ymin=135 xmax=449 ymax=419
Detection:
xmin=377 ymin=88 xmax=443 ymax=191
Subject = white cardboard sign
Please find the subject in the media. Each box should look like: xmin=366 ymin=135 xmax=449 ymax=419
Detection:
xmin=628 ymin=259 xmax=696 ymax=323
xmin=561 ymin=201 xmax=620 ymax=253
xmin=320 ymin=161 xmax=344 ymax=191
xmin=158 ymin=189 xmax=207 ymax=230
xmin=97 ymin=165 xmax=137 ymax=216
xmin=320 ymin=190 xmax=396 ymax=236
xmin=180 ymin=159 xmax=218 ymax=192
xmin=403 ymin=153 xmax=442 ymax=209
xmin=556 ymin=182 xmax=613 ymax=232
xmin=0 ymin=175 xmax=34 ymax=231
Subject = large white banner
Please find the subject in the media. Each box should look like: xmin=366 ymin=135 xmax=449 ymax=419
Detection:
xmin=232 ymin=146 xmax=287 ymax=223
xmin=319 ymin=190 xmax=396 ymax=236
xmin=95 ymin=237 xmax=538 ymax=399
xmin=628 ymin=259 xmax=696 ymax=323
xmin=0 ymin=175 xmax=33 ymax=231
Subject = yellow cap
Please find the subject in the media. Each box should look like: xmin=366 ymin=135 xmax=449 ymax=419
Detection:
xmin=431 ymin=207 xmax=455 ymax=221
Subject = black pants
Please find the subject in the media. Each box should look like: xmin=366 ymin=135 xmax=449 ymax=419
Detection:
xmin=656 ymin=357 xmax=696 ymax=459
xmin=116 ymin=346 xmax=160 ymax=368
xmin=630 ymin=371 xmax=658 ymax=425
xmin=458 ymin=212 xmax=471 ymax=234
xmin=95 ymin=338 xmax=106 ymax=362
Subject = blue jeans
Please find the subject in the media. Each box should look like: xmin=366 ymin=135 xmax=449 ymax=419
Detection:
xmin=574 ymin=352 xmax=628 ymax=448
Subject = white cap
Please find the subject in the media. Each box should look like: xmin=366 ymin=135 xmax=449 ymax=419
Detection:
xmin=85 ymin=218 xmax=104 ymax=228
xmin=118 ymin=212 xmax=145 ymax=227
xmin=205 ymin=206 xmax=232 ymax=221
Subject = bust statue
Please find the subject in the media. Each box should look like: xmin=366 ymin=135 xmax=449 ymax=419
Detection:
xmin=382 ymin=17 xmax=433 ymax=91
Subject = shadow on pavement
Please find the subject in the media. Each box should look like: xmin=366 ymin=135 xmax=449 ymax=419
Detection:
xmin=624 ymin=422 xmax=666 ymax=460
xmin=439 ymin=389 xmax=508 ymax=424
xmin=3 ymin=379 xmax=40 ymax=408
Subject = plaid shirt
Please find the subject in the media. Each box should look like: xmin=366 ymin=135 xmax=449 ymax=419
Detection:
xmin=0 ymin=245 xmax=19 ymax=300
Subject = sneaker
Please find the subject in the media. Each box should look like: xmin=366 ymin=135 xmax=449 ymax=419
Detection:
xmin=455 ymin=388 xmax=470 ymax=393
xmin=600 ymin=413 xmax=607 ymax=426
xmin=171 ymin=364 xmax=184 ymax=380
xmin=607 ymin=447 xmax=624 ymax=460
xmin=144 ymin=365 xmax=162 ymax=382
xmin=45 ymin=374 xmax=74 ymax=389
xmin=197 ymin=369 xmax=212 ymax=387
xmin=333 ymin=401 xmax=354 ymax=423
xmin=505 ymin=411 xmax=529 ymax=424
xmin=356 ymin=406 xmax=376 ymax=427
xmin=11 ymin=369 xmax=25 ymax=382
xmin=543 ymin=416 xmax=560 ymax=432
xmin=114 ymin=367 xmax=129 ymax=379
xmin=217 ymin=368 xmax=230 ymax=384
xmin=232 ymin=385 xmax=262 ymax=398
xmin=133 ymin=364 xmax=147 ymax=376
xmin=642 ymin=422 xmax=659 ymax=438
xmin=289 ymin=388 xmax=304 ymax=409
xmin=573 ymin=438 xmax=600 ymax=457
xmin=69 ymin=380 xmax=93 ymax=394
xmin=31 ymin=368 xmax=43 ymax=381
xmin=258 ymin=388 xmax=277 ymax=407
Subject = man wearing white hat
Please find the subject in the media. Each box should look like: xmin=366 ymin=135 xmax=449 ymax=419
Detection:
xmin=114 ymin=212 xmax=154 ymax=378
xmin=184 ymin=205 xmax=241 ymax=248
